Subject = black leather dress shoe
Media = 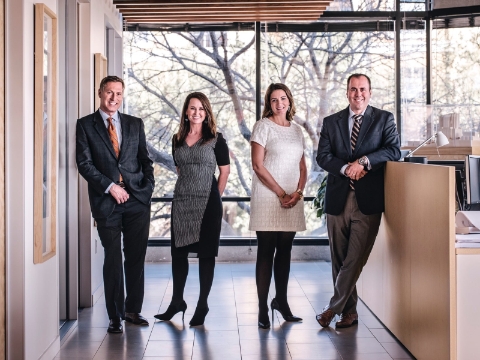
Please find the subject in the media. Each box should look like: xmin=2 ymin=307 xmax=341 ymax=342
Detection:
xmin=107 ymin=318 xmax=123 ymax=333
xmin=125 ymin=312 xmax=149 ymax=325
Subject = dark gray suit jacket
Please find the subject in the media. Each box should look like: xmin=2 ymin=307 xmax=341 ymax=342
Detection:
xmin=76 ymin=110 xmax=154 ymax=219
xmin=316 ymin=105 xmax=400 ymax=215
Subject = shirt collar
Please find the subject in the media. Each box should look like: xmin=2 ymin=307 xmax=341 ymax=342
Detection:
xmin=348 ymin=106 xmax=367 ymax=119
xmin=99 ymin=108 xmax=119 ymax=123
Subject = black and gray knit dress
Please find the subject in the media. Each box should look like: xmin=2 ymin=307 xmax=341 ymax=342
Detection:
xmin=171 ymin=133 xmax=230 ymax=258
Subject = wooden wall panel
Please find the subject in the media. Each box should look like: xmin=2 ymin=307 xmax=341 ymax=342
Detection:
xmin=94 ymin=53 xmax=107 ymax=111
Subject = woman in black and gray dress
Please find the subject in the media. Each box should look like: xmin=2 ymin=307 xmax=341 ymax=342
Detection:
xmin=154 ymin=92 xmax=230 ymax=326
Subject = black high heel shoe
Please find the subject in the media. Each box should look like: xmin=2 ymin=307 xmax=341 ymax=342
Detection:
xmin=154 ymin=301 xmax=187 ymax=321
xmin=271 ymin=298 xmax=302 ymax=322
xmin=258 ymin=307 xmax=271 ymax=329
xmin=189 ymin=306 xmax=209 ymax=326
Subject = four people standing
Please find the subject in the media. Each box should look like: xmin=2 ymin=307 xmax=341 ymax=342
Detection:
xmin=250 ymin=83 xmax=307 ymax=329
xmin=316 ymin=74 xmax=401 ymax=328
xmin=76 ymin=74 xmax=399 ymax=332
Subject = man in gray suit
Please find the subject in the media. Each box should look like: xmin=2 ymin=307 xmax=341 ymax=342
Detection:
xmin=76 ymin=76 xmax=154 ymax=333
xmin=316 ymin=74 xmax=400 ymax=328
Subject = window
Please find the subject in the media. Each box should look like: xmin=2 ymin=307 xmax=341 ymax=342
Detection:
xmin=123 ymin=5 xmax=480 ymax=242
xmin=432 ymin=27 xmax=480 ymax=143
xmin=124 ymin=31 xmax=257 ymax=239
xmin=264 ymin=29 xmax=394 ymax=237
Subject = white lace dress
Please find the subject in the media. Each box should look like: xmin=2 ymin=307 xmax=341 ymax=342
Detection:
xmin=249 ymin=118 xmax=307 ymax=232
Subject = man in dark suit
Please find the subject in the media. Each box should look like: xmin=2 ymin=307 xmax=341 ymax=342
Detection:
xmin=76 ymin=76 xmax=154 ymax=333
xmin=316 ymin=74 xmax=400 ymax=328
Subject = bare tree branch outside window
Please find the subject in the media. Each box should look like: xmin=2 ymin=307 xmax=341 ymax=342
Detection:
xmin=123 ymin=25 xmax=396 ymax=238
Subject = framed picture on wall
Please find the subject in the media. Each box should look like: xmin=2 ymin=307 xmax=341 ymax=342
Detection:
xmin=94 ymin=53 xmax=107 ymax=110
xmin=34 ymin=3 xmax=57 ymax=264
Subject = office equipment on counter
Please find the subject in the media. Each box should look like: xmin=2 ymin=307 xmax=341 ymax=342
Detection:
xmin=465 ymin=155 xmax=480 ymax=205
xmin=403 ymin=131 xmax=449 ymax=163
xmin=455 ymin=211 xmax=480 ymax=234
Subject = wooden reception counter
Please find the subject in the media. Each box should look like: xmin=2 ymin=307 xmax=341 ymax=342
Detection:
xmin=357 ymin=161 xmax=456 ymax=360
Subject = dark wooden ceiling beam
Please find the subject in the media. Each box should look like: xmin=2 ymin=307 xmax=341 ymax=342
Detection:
xmin=121 ymin=9 xmax=326 ymax=16
xmin=117 ymin=5 xmax=327 ymax=10
xmin=113 ymin=0 xmax=328 ymax=4
xmin=124 ymin=15 xmax=321 ymax=20
xmin=125 ymin=17 xmax=322 ymax=23
xmin=116 ymin=3 xmax=327 ymax=11
xmin=115 ymin=0 xmax=331 ymax=24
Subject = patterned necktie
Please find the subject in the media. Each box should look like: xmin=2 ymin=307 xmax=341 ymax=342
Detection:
xmin=107 ymin=117 xmax=122 ymax=182
xmin=350 ymin=114 xmax=363 ymax=190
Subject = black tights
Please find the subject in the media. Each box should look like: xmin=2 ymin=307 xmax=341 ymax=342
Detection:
xmin=256 ymin=231 xmax=295 ymax=318
xmin=171 ymin=257 xmax=216 ymax=308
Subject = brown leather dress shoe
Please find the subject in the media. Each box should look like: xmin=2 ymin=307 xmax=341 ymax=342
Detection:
xmin=125 ymin=312 xmax=149 ymax=326
xmin=107 ymin=318 xmax=123 ymax=333
xmin=316 ymin=308 xmax=336 ymax=328
xmin=335 ymin=313 xmax=358 ymax=328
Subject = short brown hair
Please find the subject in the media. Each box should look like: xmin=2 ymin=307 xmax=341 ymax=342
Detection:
xmin=99 ymin=76 xmax=125 ymax=91
xmin=347 ymin=73 xmax=371 ymax=90
xmin=261 ymin=83 xmax=296 ymax=121
xmin=174 ymin=92 xmax=217 ymax=147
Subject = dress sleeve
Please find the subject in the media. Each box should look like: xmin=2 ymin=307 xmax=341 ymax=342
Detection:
xmin=172 ymin=136 xmax=178 ymax=167
xmin=214 ymin=133 xmax=230 ymax=166
xmin=250 ymin=120 xmax=268 ymax=148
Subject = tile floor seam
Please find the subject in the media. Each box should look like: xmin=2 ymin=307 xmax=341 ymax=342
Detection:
xmin=132 ymin=272 xmax=169 ymax=360
xmin=281 ymin=321 xmax=297 ymax=360
xmin=191 ymin=328 xmax=196 ymax=360
xmin=230 ymin=266 xmax=245 ymax=360
xmin=292 ymin=270 xmax=318 ymax=317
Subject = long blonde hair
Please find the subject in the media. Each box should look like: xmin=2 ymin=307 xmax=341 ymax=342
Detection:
xmin=174 ymin=92 xmax=217 ymax=147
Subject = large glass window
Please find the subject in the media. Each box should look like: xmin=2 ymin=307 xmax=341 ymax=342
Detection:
xmin=432 ymin=27 xmax=480 ymax=144
xmin=124 ymin=31 xmax=256 ymax=239
xmin=400 ymin=28 xmax=427 ymax=146
xmin=400 ymin=0 xmax=426 ymax=11
xmin=327 ymin=0 xmax=395 ymax=11
xmin=124 ymin=27 xmax=395 ymax=240
xmin=122 ymin=6 xmax=480 ymax=242
xmin=264 ymin=30 xmax=394 ymax=236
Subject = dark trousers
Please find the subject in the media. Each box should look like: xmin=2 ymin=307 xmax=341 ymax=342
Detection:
xmin=326 ymin=191 xmax=381 ymax=315
xmin=95 ymin=196 xmax=151 ymax=320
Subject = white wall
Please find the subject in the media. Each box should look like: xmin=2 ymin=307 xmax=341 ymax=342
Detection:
xmin=6 ymin=0 xmax=61 ymax=359
xmin=77 ymin=0 xmax=123 ymax=308
xmin=5 ymin=0 xmax=122 ymax=358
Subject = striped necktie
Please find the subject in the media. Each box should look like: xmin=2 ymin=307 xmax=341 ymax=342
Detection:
xmin=107 ymin=117 xmax=122 ymax=182
xmin=350 ymin=114 xmax=363 ymax=190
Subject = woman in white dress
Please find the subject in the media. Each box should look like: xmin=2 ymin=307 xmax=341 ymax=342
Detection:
xmin=250 ymin=83 xmax=307 ymax=329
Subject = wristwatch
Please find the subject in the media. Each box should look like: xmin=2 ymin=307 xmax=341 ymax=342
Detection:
xmin=358 ymin=156 xmax=368 ymax=170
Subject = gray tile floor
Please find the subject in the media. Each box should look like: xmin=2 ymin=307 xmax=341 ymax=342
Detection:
xmin=56 ymin=261 xmax=415 ymax=359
